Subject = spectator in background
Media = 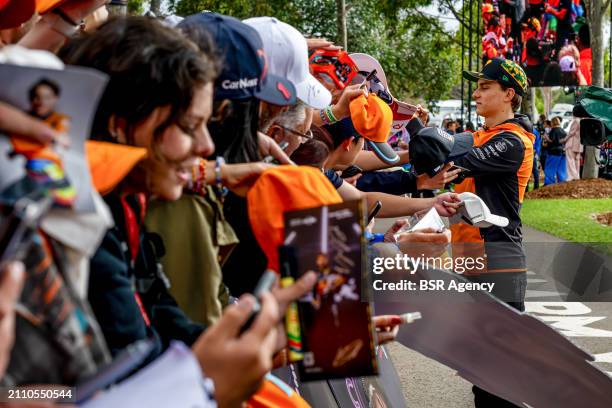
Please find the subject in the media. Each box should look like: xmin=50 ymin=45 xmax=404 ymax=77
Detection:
xmin=559 ymin=54 xmax=586 ymax=85
xmin=544 ymin=116 xmax=568 ymax=185
xmin=524 ymin=37 xmax=545 ymax=86
xmin=528 ymin=0 xmax=546 ymax=20
xmin=546 ymin=0 xmax=573 ymax=54
xmin=536 ymin=113 xmax=547 ymax=134
xmin=456 ymin=118 xmax=465 ymax=133
xmin=565 ymin=117 xmax=583 ymax=180
xmin=540 ymin=119 xmax=552 ymax=169
xmin=445 ymin=119 xmax=459 ymax=135
xmin=520 ymin=17 xmax=541 ymax=64
xmin=530 ymin=116 xmax=542 ymax=190
xmin=542 ymin=61 xmax=562 ymax=86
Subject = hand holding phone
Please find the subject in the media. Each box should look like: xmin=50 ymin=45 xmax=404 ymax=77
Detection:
xmin=239 ymin=270 xmax=277 ymax=334
xmin=367 ymin=201 xmax=382 ymax=224
xmin=359 ymin=70 xmax=377 ymax=94
xmin=449 ymin=164 xmax=470 ymax=174
xmin=340 ymin=165 xmax=363 ymax=179
xmin=262 ymin=141 xmax=290 ymax=164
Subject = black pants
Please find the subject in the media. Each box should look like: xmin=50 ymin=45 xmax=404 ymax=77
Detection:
xmin=468 ymin=273 xmax=526 ymax=407
xmin=473 ymin=386 xmax=523 ymax=407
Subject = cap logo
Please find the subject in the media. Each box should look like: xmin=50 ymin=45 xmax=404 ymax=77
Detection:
xmin=277 ymin=82 xmax=291 ymax=100
xmin=500 ymin=59 xmax=527 ymax=92
xmin=257 ymin=49 xmax=268 ymax=81
xmin=221 ymin=78 xmax=258 ymax=90
xmin=436 ymin=128 xmax=453 ymax=142
xmin=494 ymin=140 xmax=508 ymax=152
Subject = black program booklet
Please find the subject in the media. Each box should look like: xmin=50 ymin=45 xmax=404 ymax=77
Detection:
xmin=280 ymin=199 xmax=377 ymax=381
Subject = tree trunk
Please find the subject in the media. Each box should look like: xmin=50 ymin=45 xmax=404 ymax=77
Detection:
xmin=520 ymin=86 xmax=531 ymax=114
xmin=541 ymin=87 xmax=552 ymax=116
xmin=150 ymin=0 xmax=161 ymax=15
xmin=530 ymin=87 xmax=538 ymax=120
xmin=585 ymin=0 xmax=607 ymax=87
xmin=582 ymin=0 xmax=609 ymax=178
xmin=336 ymin=0 xmax=347 ymax=50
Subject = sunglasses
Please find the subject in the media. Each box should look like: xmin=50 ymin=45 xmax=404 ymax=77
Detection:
xmin=275 ymin=125 xmax=313 ymax=142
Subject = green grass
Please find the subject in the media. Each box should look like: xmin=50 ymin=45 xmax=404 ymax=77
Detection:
xmin=522 ymin=198 xmax=612 ymax=243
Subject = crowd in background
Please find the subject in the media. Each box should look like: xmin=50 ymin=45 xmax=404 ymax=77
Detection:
xmin=481 ymin=0 xmax=592 ymax=87
xmin=532 ymin=112 xmax=583 ymax=187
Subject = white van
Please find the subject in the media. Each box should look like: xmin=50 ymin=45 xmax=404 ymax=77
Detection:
xmin=430 ymin=100 xmax=483 ymax=128
xmin=429 ymin=100 xmax=462 ymax=127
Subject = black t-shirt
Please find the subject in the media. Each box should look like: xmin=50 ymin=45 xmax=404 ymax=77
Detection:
xmin=221 ymin=193 xmax=269 ymax=296
xmin=454 ymin=118 xmax=533 ymax=272
xmin=547 ymin=127 xmax=566 ymax=155
xmin=557 ymin=0 xmax=573 ymax=31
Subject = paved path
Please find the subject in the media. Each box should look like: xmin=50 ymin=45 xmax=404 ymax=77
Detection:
xmin=372 ymin=219 xmax=612 ymax=407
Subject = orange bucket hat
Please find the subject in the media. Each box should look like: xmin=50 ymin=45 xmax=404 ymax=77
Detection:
xmin=85 ymin=141 xmax=147 ymax=195
xmin=349 ymin=93 xmax=392 ymax=143
xmin=247 ymin=165 xmax=342 ymax=273
xmin=348 ymin=93 xmax=398 ymax=165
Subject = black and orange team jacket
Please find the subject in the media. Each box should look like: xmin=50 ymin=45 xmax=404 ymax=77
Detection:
xmin=451 ymin=114 xmax=535 ymax=274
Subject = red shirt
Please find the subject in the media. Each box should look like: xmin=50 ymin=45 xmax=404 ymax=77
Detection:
xmin=580 ymin=48 xmax=592 ymax=85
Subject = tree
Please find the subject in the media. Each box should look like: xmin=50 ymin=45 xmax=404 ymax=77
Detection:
xmin=128 ymin=0 xmax=147 ymax=14
xmin=584 ymin=0 xmax=610 ymax=87
xmin=172 ymin=0 xmax=461 ymax=104
xmin=582 ymin=0 xmax=610 ymax=178
xmin=336 ymin=0 xmax=347 ymax=50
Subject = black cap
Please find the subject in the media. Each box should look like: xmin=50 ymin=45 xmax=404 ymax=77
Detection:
xmin=409 ymin=127 xmax=474 ymax=176
xmin=463 ymin=57 xmax=528 ymax=96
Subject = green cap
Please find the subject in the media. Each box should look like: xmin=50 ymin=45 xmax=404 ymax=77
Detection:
xmin=463 ymin=58 xmax=528 ymax=96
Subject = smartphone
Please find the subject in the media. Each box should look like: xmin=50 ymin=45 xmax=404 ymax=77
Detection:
xmin=239 ymin=269 xmax=277 ymax=334
xmin=0 ymin=194 xmax=53 ymax=266
xmin=449 ymin=164 xmax=470 ymax=173
xmin=340 ymin=165 xmax=363 ymax=179
xmin=262 ymin=141 xmax=290 ymax=164
xmin=367 ymin=201 xmax=382 ymax=223
xmin=359 ymin=70 xmax=377 ymax=94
